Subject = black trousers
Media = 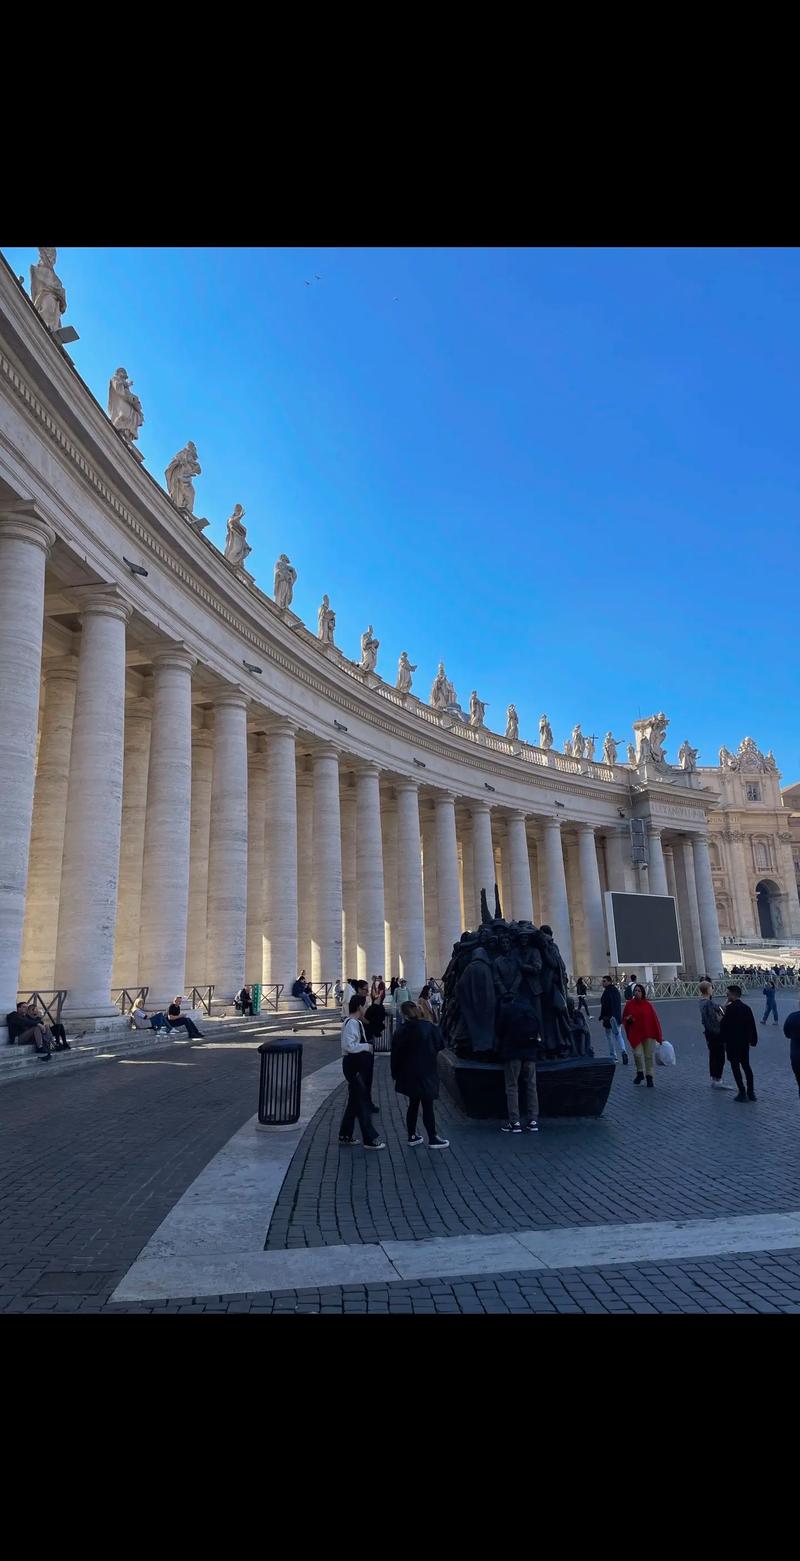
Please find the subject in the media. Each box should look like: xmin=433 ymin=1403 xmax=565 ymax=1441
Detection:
xmin=168 ymin=1016 xmax=203 ymax=1039
xmin=340 ymin=1055 xmax=376 ymax=1142
xmin=362 ymin=1049 xmax=376 ymax=1105
xmin=577 ymin=995 xmax=590 ymax=1015
xmin=705 ymin=1033 xmax=726 ymax=1081
xmin=726 ymin=1041 xmax=754 ymax=1096
xmin=406 ymin=1094 xmax=437 ymax=1141
xmin=790 ymin=1036 xmax=800 ymax=1096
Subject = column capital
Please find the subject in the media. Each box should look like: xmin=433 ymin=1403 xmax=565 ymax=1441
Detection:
xmin=313 ymin=742 xmax=342 ymax=764
xmin=74 ymin=585 xmax=132 ymax=624
xmin=433 ymin=789 xmax=457 ymax=807
xmin=647 ymin=823 xmax=663 ymax=838
xmin=541 ymin=815 xmax=562 ymax=831
xmin=352 ymin=758 xmax=382 ymax=779
xmin=127 ymin=695 xmax=154 ymax=722
xmin=0 ymin=502 xmax=56 ymax=555
xmin=506 ymin=809 xmax=528 ymax=823
xmin=191 ymin=724 xmax=214 ymax=749
xmin=576 ymin=821 xmax=597 ymax=836
xmin=395 ymin=778 xmax=420 ymax=796
xmin=213 ymin=687 xmax=249 ymax=711
xmin=470 ymin=799 xmax=491 ymax=816
xmin=265 ymin=717 xmax=299 ymax=739
xmin=42 ymin=654 xmax=79 ymax=682
xmin=153 ymin=646 xmax=197 ymax=675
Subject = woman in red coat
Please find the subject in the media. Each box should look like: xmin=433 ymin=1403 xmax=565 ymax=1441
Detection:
xmin=622 ymin=984 xmax=663 ymax=1087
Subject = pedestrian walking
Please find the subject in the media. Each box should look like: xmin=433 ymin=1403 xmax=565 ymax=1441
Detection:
xmin=339 ymin=995 xmax=384 ymax=1148
xmin=497 ymin=995 xmax=539 ymax=1133
xmin=783 ymin=1007 xmax=800 ymax=1098
xmin=761 ymin=976 xmax=779 ymax=1026
xmin=698 ymin=980 xmax=729 ymax=1088
xmin=416 ymin=984 xmax=436 ymax=1022
xmin=720 ymin=984 xmax=758 ymax=1103
xmin=390 ymin=1000 xmax=449 ymax=1148
xmin=575 ymin=976 xmax=590 ymax=1016
xmin=623 ymin=973 xmax=637 ymax=1001
xmin=598 ymin=974 xmax=627 ymax=1062
xmin=621 ymin=983 xmax=663 ymax=1087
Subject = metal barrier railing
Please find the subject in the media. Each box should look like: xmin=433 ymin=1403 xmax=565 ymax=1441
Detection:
xmin=15 ymin=990 xmax=66 ymax=1025
xmin=646 ymin=975 xmax=797 ymax=1000
xmin=259 ymin=983 xmax=284 ymax=1012
xmin=188 ymin=985 xmax=214 ymax=1015
xmin=112 ymin=986 xmax=149 ymax=1014
xmin=309 ymin=982 xmax=336 ymax=1007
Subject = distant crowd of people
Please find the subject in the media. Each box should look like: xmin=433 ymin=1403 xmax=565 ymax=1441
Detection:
xmin=728 ymin=962 xmax=796 ymax=983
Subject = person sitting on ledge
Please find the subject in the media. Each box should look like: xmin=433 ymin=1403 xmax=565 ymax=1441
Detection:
xmin=5 ymin=1002 xmax=53 ymax=1060
xmin=25 ymin=996 xmax=70 ymax=1051
xmin=165 ymin=997 xmax=204 ymax=1039
xmin=131 ymin=998 xmax=168 ymax=1032
xmin=234 ymin=984 xmax=255 ymax=1016
xmin=292 ymin=972 xmax=316 ymax=1009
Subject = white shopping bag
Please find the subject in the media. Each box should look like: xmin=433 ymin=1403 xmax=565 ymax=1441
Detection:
xmin=657 ymin=1039 xmax=676 ymax=1066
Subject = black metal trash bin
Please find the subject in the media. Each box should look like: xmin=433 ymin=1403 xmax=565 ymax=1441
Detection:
xmin=372 ymin=1013 xmax=393 ymax=1054
xmin=257 ymin=1041 xmax=303 ymax=1125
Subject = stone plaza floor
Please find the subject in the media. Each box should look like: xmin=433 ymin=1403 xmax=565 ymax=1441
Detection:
xmin=2 ymin=994 xmax=800 ymax=1315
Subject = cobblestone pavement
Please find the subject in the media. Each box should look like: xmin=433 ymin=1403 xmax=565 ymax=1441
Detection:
xmin=2 ymin=996 xmax=799 ymax=1314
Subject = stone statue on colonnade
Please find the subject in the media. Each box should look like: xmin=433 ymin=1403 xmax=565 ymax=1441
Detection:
xmin=633 ymin=711 xmax=669 ymax=766
xmin=563 ymin=737 xmax=572 ymax=756
xmin=571 ymin=723 xmax=586 ymax=758
xmin=505 ymin=704 xmax=519 ymax=740
xmin=30 ymin=247 xmax=67 ymax=333
xmin=603 ymin=731 xmax=618 ymax=766
xmin=585 ymin=734 xmax=596 ymax=761
xmin=469 ymin=691 xmax=487 ymax=729
xmin=274 ymin=553 xmax=297 ymax=608
xmin=626 ymin=742 xmax=637 ymax=766
xmin=430 ymin=662 xmax=459 ymax=714
xmin=165 ymin=442 xmax=202 ymax=514
xmin=107 ymin=368 xmax=144 ymax=446
xmin=538 ymin=714 xmax=553 ymax=750
xmin=396 ymin=651 xmax=417 ymax=693
xmin=360 ymin=625 xmax=379 ymax=673
xmin=317 ymin=595 xmax=336 ymax=644
xmin=224 ymin=504 xmax=251 ymax=569
xmin=678 ymin=739 xmax=699 ymax=771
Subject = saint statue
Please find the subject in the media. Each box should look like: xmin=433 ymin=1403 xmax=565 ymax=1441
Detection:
xmin=165 ymin=442 xmax=201 ymax=513
xmin=274 ymin=553 xmax=297 ymax=609
xmin=633 ymin=711 xmax=669 ymax=766
xmin=585 ymin=734 xmax=596 ymax=761
xmin=317 ymin=595 xmax=336 ymax=644
xmin=571 ymin=723 xmax=586 ymax=758
xmin=719 ymin=745 xmax=735 ymax=769
xmin=397 ymin=651 xmax=417 ymax=693
xmin=602 ymin=731 xmax=618 ymax=766
xmin=539 ymin=713 xmax=553 ymax=750
xmin=469 ymin=691 xmax=487 ymax=729
xmin=30 ymin=247 xmax=67 ymax=333
xmin=563 ymin=738 xmax=573 ymax=756
xmin=430 ymin=662 xmax=458 ymax=712
xmin=505 ymin=704 xmax=519 ymax=741
xmin=678 ymin=739 xmax=699 ymax=772
xmin=626 ymin=742 xmax=637 ymax=766
xmin=107 ymin=368 xmax=144 ymax=445
xmin=360 ymin=625 xmax=379 ymax=674
xmin=765 ymin=750 xmax=778 ymax=773
xmin=224 ymin=504 xmax=251 ymax=568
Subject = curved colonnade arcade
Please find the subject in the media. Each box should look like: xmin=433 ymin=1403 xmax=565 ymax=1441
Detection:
xmin=0 ymin=256 xmax=725 ymax=1036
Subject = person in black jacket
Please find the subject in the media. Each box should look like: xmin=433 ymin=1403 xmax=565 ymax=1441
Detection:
xmin=598 ymin=975 xmax=627 ymax=1063
xmin=390 ymin=1001 xmax=449 ymax=1148
xmin=783 ymin=1008 xmax=800 ymax=1097
xmin=719 ymin=985 xmax=758 ymax=1102
xmin=575 ymin=977 xmax=590 ymax=1016
xmin=497 ymin=996 xmax=539 ymax=1133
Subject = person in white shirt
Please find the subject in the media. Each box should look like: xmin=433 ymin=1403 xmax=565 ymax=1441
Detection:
xmin=131 ymin=998 xmax=167 ymax=1032
xmin=339 ymin=995 xmax=385 ymax=1148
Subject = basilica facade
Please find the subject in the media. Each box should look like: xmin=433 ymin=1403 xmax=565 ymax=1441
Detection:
xmin=1 ymin=251 xmax=797 ymax=1038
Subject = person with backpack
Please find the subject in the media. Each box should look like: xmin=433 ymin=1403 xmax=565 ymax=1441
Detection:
xmin=698 ymin=979 xmax=729 ymax=1088
xmin=720 ymin=984 xmax=758 ymax=1103
xmin=599 ymin=975 xmax=627 ymax=1062
xmin=390 ymin=1000 xmax=449 ymax=1148
xmin=761 ymin=976 xmax=779 ymax=1026
xmin=623 ymin=973 xmax=637 ymax=1001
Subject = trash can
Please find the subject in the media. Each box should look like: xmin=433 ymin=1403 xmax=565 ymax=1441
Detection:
xmin=258 ymin=1041 xmax=303 ymax=1125
xmin=373 ymin=1014 xmax=392 ymax=1054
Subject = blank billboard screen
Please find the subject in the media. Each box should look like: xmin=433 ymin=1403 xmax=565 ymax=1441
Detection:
xmin=605 ymin=892 xmax=682 ymax=966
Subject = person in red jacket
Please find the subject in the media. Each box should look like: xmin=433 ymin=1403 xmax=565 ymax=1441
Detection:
xmin=622 ymin=983 xmax=663 ymax=1088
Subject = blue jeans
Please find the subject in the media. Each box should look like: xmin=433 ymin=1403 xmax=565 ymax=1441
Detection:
xmin=604 ymin=1017 xmax=626 ymax=1059
xmin=762 ymin=992 xmax=778 ymax=1022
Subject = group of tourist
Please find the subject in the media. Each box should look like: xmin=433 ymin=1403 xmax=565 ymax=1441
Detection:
xmin=729 ymin=962 xmax=796 ymax=984
xmin=131 ymin=996 xmax=204 ymax=1039
xmin=338 ymin=988 xmax=450 ymax=1151
xmin=5 ymin=998 xmax=70 ymax=1061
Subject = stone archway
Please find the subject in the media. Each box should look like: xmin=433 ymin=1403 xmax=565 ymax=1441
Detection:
xmin=756 ymin=879 xmax=783 ymax=939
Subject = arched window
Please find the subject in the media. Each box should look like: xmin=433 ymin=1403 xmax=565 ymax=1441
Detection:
xmin=754 ymin=840 xmax=769 ymax=870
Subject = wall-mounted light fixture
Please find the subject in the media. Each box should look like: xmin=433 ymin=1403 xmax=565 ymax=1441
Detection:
xmin=554 ymin=800 xmax=565 ymax=809
xmin=484 ymin=782 xmax=496 ymax=792
xmin=333 ymin=719 xmax=348 ymax=733
xmin=413 ymin=757 xmax=426 ymax=768
xmin=123 ymin=555 xmax=148 ymax=578
xmin=243 ymin=660 xmax=263 ymax=675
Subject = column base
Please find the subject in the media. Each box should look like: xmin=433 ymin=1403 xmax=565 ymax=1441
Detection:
xmin=277 ymin=996 xmax=309 ymax=1013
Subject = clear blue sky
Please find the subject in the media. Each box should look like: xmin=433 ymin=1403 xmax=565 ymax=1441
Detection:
xmin=6 ymin=246 xmax=799 ymax=781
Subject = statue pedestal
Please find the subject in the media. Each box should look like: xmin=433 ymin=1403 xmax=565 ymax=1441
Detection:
xmin=362 ymin=671 xmax=380 ymax=690
xmin=438 ymin=1049 xmax=615 ymax=1119
xmin=277 ymin=606 xmax=303 ymax=630
xmin=232 ymin=565 xmax=255 ymax=587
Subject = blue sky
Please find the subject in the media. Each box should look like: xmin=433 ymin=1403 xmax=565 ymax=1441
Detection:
xmin=6 ymin=246 xmax=799 ymax=780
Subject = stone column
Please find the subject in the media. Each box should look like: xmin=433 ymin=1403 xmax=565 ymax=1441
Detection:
xmin=577 ymin=824 xmax=608 ymax=977
xmin=245 ymin=736 xmax=268 ymax=984
xmin=111 ymin=696 xmax=152 ymax=989
xmin=538 ymin=818 xmax=573 ymax=974
xmin=311 ymin=745 xmax=342 ymax=983
xmin=663 ymin=843 xmax=679 ymax=904
xmin=460 ymin=817 xmax=475 ymax=928
xmin=506 ymin=812 xmax=534 ymax=922
xmin=777 ymin=834 xmax=800 ymax=938
xmin=604 ymin=828 xmax=633 ymax=892
xmin=435 ymin=793 xmax=462 ymax=970
xmin=676 ymin=836 xmax=704 ymax=976
xmin=138 ymin=649 xmax=196 ymax=1007
xmin=0 ymin=507 xmax=55 ymax=1030
xmin=564 ymin=835 xmax=587 ymax=977
xmin=356 ymin=762 xmax=385 ymax=981
xmin=528 ymin=840 xmax=540 ymax=922
xmin=381 ymin=795 xmax=397 ymax=979
xmin=726 ymin=833 xmax=758 ymax=940
xmin=341 ymin=778 xmax=358 ymax=981
xmin=185 ymin=724 xmax=213 ymax=983
xmin=472 ymin=802 xmax=495 ymax=918
xmin=395 ymin=780 xmax=425 ymax=992
xmin=55 ymin=590 xmax=130 ymax=1023
xmin=20 ymin=656 xmax=79 ymax=989
xmin=263 ymin=722 xmax=298 ymax=998
xmin=421 ymin=804 xmax=440 ymax=979
xmin=692 ymin=833 xmax=723 ymax=977
xmin=206 ymin=691 xmax=249 ymax=1005
xmin=647 ymin=825 xmax=677 ymax=978
xmin=296 ymin=767 xmax=314 ymax=979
